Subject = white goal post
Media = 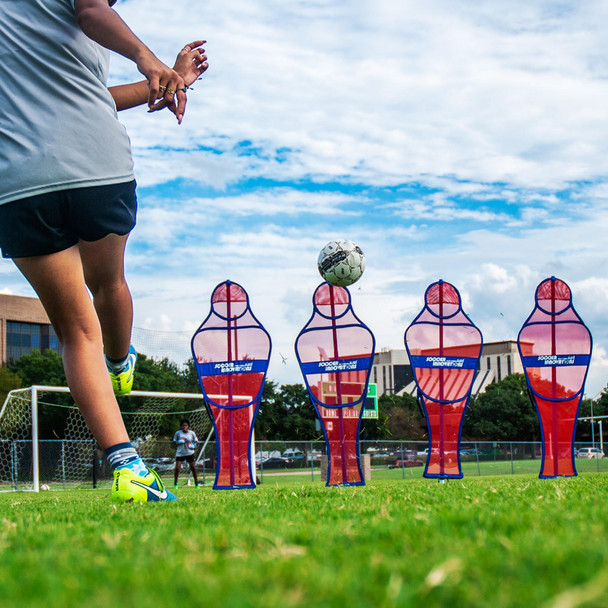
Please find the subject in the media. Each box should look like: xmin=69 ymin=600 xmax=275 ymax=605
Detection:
xmin=0 ymin=386 xmax=218 ymax=492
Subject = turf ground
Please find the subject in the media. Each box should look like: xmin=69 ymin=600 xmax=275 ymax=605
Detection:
xmin=2 ymin=473 xmax=608 ymax=608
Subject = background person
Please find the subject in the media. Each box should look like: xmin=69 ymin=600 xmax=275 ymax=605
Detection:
xmin=173 ymin=419 xmax=200 ymax=489
xmin=0 ymin=0 xmax=207 ymax=502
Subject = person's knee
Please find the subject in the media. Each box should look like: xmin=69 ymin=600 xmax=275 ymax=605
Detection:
xmin=87 ymin=275 xmax=129 ymax=300
xmin=51 ymin=303 xmax=103 ymax=348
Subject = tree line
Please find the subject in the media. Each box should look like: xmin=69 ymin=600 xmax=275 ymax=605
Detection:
xmin=1 ymin=349 xmax=607 ymax=442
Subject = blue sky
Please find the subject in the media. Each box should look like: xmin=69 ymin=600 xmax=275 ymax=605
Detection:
xmin=2 ymin=0 xmax=608 ymax=395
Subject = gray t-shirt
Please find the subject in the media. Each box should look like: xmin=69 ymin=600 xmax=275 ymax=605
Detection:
xmin=173 ymin=430 xmax=198 ymax=457
xmin=0 ymin=0 xmax=134 ymax=206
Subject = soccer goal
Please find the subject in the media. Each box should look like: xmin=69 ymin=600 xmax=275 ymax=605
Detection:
xmin=0 ymin=386 xmax=214 ymax=492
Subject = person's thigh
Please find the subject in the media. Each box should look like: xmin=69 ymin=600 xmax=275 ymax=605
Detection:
xmin=74 ymin=181 xmax=136 ymax=291
xmin=79 ymin=233 xmax=130 ymax=293
xmin=13 ymin=246 xmax=94 ymax=342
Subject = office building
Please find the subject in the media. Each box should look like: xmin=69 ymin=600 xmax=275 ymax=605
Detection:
xmin=372 ymin=341 xmax=523 ymax=397
xmin=0 ymin=293 xmax=61 ymax=364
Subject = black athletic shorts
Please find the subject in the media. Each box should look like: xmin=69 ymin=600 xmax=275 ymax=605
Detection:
xmin=0 ymin=180 xmax=137 ymax=259
xmin=176 ymin=454 xmax=195 ymax=463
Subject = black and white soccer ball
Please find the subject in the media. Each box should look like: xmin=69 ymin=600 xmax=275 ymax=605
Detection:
xmin=317 ymin=239 xmax=365 ymax=287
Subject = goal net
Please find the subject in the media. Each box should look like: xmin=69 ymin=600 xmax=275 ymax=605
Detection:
xmin=0 ymin=386 xmax=213 ymax=492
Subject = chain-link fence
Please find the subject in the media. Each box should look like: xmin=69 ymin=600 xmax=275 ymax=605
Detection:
xmin=253 ymin=440 xmax=608 ymax=482
xmin=3 ymin=388 xmax=607 ymax=491
xmin=4 ymin=438 xmax=608 ymax=491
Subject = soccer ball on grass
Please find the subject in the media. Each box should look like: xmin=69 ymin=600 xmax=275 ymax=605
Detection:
xmin=317 ymin=239 xmax=365 ymax=287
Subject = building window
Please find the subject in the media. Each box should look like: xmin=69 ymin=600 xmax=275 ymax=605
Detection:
xmin=393 ymin=365 xmax=414 ymax=394
xmin=507 ymin=355 xmax=512 ymax=376
xmin=486 ymin=357 xmax=491 ymax=370
xmin=382 ymin=366 xmax=386 ymax=394
xmin=497 ymin=356 xmax=502 ymax=381
xmin=6 ymin=321 xmax=62 ymax=361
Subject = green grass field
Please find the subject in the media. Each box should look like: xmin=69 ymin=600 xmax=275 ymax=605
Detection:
xmin=2 ymin=474 xmax=608 ymax=608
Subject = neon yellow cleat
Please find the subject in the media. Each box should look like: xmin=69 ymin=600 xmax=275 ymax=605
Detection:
xmin=106 ymin=345 xmax=137 ymax=396
xmin=111 ymin=467 xmax=177 ymax=503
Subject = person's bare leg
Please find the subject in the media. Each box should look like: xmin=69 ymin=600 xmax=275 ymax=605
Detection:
xmin=189 ymin=461 xmax=199 ymax=485
xmin=14 ymin=247 xmax=129 ymax=449
xmin=174 ymin=461 xmax=182 ymax=486
xmin=79 ymin=234 xmax=132 ymax=361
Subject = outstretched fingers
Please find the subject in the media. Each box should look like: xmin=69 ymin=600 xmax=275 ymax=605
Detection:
xmin=173 ymin=40 xmax=209 ymax=88
xmin=180 ymin=40 xmax=206 ymax=55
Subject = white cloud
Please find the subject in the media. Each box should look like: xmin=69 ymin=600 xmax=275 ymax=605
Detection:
xmin=2 ymin=0 xmax=608 ymax=398
xmin=109 ymin=0 xmax=608 ymax=190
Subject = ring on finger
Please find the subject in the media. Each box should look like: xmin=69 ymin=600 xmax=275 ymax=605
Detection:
xmin=166 ymin=88 xmax=176 ymax=95
xmin=159 ymin=85 xmax=167 ymax=92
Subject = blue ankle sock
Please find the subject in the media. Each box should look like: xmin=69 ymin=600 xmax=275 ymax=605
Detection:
xmin=106 ymin=354 xmax=129 ymax=372
xmin=105 ymin=442 xmax=148 ymax=477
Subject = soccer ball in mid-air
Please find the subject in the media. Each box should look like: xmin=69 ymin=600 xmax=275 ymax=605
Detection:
xmin=317 ymin=239 xmax=365 ymax=287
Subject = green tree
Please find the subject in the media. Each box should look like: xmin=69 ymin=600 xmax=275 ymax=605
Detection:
xmin=5 ymin=351 xmax=198 ymax=438
xmin=131 ymin=355 xmax=182 ymax=393
xmin=7 ymin=348 xmax=66 ymax=387
xmin=462 ymin=374 xmax=539 ymax=441
xmin=255 ymin=382 xmax=318 ymax=441
xmin=360 ymin=405 xmax=390 ymax=440
xmin=377 ymin=393 xmax=426 ymax=440
xmin=180 ymin=358 xmax=202 ymax=393
xmin=576 ymin=392 xmax=608 ymax=442
xmin=277 ymin=384 xmax=317 ymax=440
xmin=0 ymin=366 xmax=22 ymax=408
xmin=6 ymin=349 xmax=70 ymax=438
xmin=254 ymin=380 xmax=283 ymax=440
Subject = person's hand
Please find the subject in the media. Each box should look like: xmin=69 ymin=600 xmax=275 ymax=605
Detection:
xmin=173 ymin=40 xmax=208 ymax=88
xmin=135 ymin=49 xmax=187 ymax=123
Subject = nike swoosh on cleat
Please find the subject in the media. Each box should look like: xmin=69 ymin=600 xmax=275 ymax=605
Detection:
xmin=130 ymin=479 xmax=168 ymax=500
